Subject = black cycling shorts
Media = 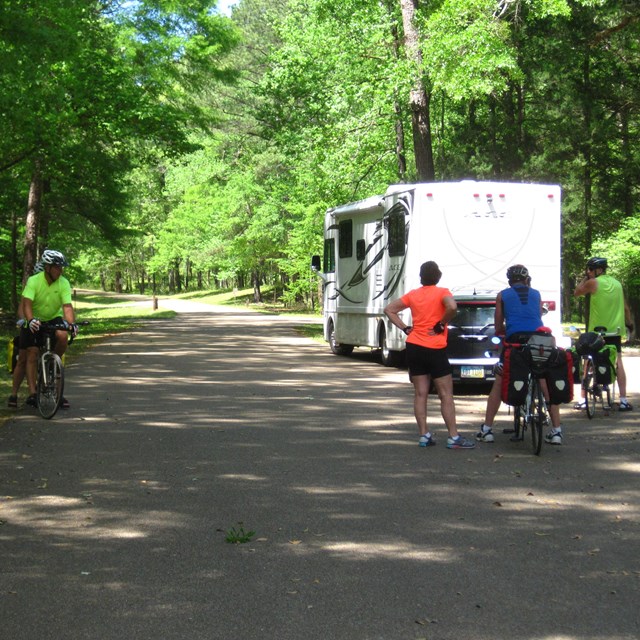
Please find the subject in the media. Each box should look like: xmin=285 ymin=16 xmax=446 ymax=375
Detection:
xmin=18 ymin=317 xmax=63 ymax=350
xmin=405 ymin=342 xmax=452 ymax=379
xmin=603 ymin=335 xmax=622 ymax=353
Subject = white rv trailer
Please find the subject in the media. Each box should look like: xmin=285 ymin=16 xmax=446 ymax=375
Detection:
xmin=311 ymin=181 xmax=564 ymax=380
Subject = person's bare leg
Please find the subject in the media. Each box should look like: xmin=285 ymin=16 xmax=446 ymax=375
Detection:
xmin=483 ymin=376 xmax=503 ymax=427
xmin=616 ymin=353 xmax=627 ymax=398
xmin=432 ymin=374 xmax=458 ymax=438
xmin=54 ymin=330 xmax=68 ymax=358
xmin=412 ymin=374 xmax=430 ymax=436
xmin=25 ymin=347 xmax=38 ymax=395
xmin=11 ymin=350 xmax=26 ymax=396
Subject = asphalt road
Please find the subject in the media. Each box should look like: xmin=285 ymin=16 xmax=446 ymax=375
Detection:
xmin=1 ymin=304 xmax=639 ymax=640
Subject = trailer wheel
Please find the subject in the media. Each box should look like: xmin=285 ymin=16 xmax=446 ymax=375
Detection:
xmin=379 ymin=325 xmax=402 ymax=367
xmin=328 ymin=320 xmax=354 ymax=356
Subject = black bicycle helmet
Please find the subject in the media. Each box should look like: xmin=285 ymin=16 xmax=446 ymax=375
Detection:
xmin=506 ymin=264 xmax=529 ymax=282
xmin=586 ymin=256 xmax=607 ymax=271
xmin=41 ymin=249 xmax=68 ymax=267
xmin=576 ymin=331 xmax=605 ymax=356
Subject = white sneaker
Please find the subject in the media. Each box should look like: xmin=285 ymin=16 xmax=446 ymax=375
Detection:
xmin=544 ymin=429 xmax=563 ymax=445
xmin=475 ymin=425 xmax=494 ymax=443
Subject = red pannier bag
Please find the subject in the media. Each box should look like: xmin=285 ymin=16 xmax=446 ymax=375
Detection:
xmin=501 ymin=345 xmax=529 ymax=406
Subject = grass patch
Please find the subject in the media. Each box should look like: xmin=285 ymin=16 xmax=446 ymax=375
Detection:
xmin=296 ymin=323 xmax=324 ymax=342
xmin=225 ymin=524 xmax=256 ymax=544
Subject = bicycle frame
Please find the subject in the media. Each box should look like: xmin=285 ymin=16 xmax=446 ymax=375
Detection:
xmin=36 ymin=323 xmax=66 ymax=419
xmin=580 ymin=353 xmax=613 ymax=419
xmin=503 ymin=336 xmax=554 ymax=456
xmin=512 ymin=368 xmax=548 ymax=455
xmin=573 ymin=326 xmax=619 ymax=418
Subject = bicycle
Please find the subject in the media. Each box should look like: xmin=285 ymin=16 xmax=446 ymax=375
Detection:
xmin=503 ymin=333 xmax=558 ymax=456
xmin=35 ymin=319 xmax=88 ymax=419
xmin=573 ymin=326 xmax=618 ymax=419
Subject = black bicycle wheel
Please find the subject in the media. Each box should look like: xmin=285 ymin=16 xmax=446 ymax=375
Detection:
xmin=37 ymin=353 xmax=64 ymax=419
xmin=530 ymin=379 xmax=545 ymax=455
xmin=583 ymin=357 xmax=597 ymax=419
xmin=511 ymin=405 xmax=524 ymax=442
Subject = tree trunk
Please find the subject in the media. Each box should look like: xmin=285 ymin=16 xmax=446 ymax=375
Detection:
xmin=252 ymin=270 xmax=261 ymax=303
xmin=399 ymin=0 xmax=435 ymax=181
xmin=619 ymin=105 xmax=633 ymax=218
xmin=388 ymin=11 xmax=407 ymax=181
xmin=175 ymin=259 xmax=182 ymax=292
xmin=581 ymin=50 xmax=593 ymax=252
xmin=10 ymin=209 xmax=19 ymax=313
xmin=23 ymin=164 xmax=43 ymax=286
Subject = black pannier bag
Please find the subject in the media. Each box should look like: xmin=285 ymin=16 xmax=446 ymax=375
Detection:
xmin=545 ymin=348 xmax=574 ymax=404
xmin=501 ymin=346 xmax=529 ymax=406
xmin=566 ymin=347 xmax=581 ymax=380
xmin=576 ymin=331 xmax=605 ymax=356
xmin=594 ymin=345 xmax=617 ymax=385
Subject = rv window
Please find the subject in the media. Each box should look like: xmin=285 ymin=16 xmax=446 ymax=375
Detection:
xmin=387 ymin=207 xmax=406 ymax=257
xmin=356 ymin=239 xmax=366 ymax=261
xmin=324 ymin=238 xmax=335 ymax=273
xmin=338 ymin=219 xmax=353 ymax=258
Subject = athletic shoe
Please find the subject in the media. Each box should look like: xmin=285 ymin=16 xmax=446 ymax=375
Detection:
xmin=447 ymin=435 xmax=476 ymax=449
xmin=544 ymin=429 xmax=563 ymax=445
xmin=573 ymin=401 xmax=587 ymax=410
xmin=7 ymin=395 xmax=17 ymax=408
xmin=476 ymin=426 xmax=494 ymax=443
xmin=418 ymin=434 xmax=436 ymax=447
xmin=26 ymin=394 xmax=37 ymax=407
xmin=619 ymin=401 xmax=633 ymax=411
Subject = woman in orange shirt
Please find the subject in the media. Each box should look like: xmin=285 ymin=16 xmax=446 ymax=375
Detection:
xmin=385 ymin=261 xmax=475 ymax=450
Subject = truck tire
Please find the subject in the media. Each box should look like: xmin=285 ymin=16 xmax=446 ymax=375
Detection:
xmin=328 ymin=320 xmax=354 ymax=356
xmin=379 ymin=325 xmax=402 ymax=367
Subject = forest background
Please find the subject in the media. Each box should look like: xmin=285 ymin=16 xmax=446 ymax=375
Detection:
xmin=1 ymin=0 xmax=639 ymax=331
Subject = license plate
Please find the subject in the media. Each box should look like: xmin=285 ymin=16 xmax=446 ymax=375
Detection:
xmin=461 ymin=366 xmax=485 ymax=379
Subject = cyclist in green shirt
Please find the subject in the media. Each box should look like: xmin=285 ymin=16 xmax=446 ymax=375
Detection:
xmin=21 ymin=250 xmax=77 ymax=408
xmin=574 ymin=256 xmax=633 ymax=411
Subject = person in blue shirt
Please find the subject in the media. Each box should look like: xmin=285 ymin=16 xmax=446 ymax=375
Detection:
xmin=477 ymin=265 xmax=564 ymax=445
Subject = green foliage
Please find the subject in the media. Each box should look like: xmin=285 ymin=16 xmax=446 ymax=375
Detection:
xmin=225 ymin=524 xmax=256 ymax=544
xmin=593 ymin=217 xmax=640 ymax=292
xmin=3 ymin=0 xmax=640 ymax=321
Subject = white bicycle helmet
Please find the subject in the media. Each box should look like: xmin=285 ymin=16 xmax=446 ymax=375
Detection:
xmin=506 ymin=264 xmax=529 ymax=282
xmin=41 ymin=249 xmax=68 ymax=266
xmin=32 ymin=261 xmax=44 ymax=274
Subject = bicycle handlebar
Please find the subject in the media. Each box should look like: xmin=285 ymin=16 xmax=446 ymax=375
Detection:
xmin=39 ymin=319 xmax=90 ymax=331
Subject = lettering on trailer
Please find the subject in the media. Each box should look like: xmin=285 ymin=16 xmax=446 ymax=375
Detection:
xmin=467 ymin=193 xmax=508 ymax=219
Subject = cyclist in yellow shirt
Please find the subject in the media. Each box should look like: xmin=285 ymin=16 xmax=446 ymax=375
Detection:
xmin=21 ymin=250 xmax=77 ymax=409
xmin=574 ymin=256 xmax=633 ymax=411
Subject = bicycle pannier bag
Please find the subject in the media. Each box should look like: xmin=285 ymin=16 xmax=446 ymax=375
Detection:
xmin=594 ymin=345 xmax=617 ymax=385
xmin=567 ymin=346 xmax=581 ymax=380
xmin=501 ymin=346 xmax=529 ymax=406
xmin=576 ymin=331 xmax=605 ymax=356
xmin=545 ymin=348 xmax=574 ymax=404
xmin=7 ymin=336 xmax=19 ymax=373
xmin=526 ymin=331 xmax=557 ymax=366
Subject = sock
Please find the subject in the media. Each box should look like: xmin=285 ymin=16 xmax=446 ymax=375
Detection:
xmin=451 ymin=434 xmax=460 ymax=441
xmin=425 ymin=432 xmax=432 ymax=439
xmin=620 ymin=397 xmax=628 ymax=404
xmin=482 ymin=423 xmax=492 ymax=432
